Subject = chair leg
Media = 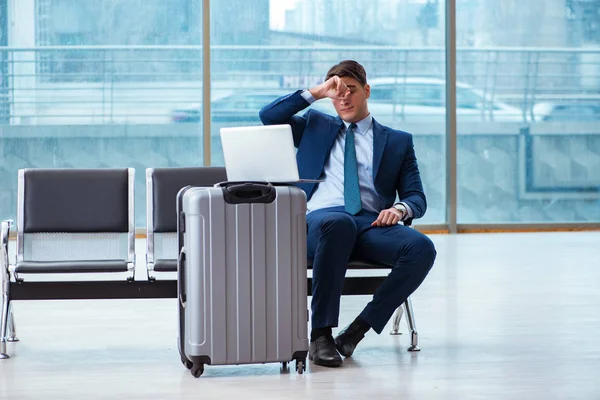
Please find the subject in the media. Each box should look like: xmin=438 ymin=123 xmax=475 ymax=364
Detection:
xmin=403 ymin=297 xmax=420 ymax=352
xmin=1 ymin=219 xmax=11 ymax=358
xmin=7 ymin=304 xmax=18 ymax=342
xmin=0 ymin=294 xmax=9 ymax=359
xmin=146 ymin=266 xmax=156 ymax=282
xmin=389 ymin=306 xmax=404 ymax=335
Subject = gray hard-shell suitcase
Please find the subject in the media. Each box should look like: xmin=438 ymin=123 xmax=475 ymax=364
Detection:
xmin=177 ymin=181 xmax=309 ymax=377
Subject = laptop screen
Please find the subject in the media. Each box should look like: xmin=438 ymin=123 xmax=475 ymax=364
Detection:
xmin=220 ymin=124 xmax=300 ymax=183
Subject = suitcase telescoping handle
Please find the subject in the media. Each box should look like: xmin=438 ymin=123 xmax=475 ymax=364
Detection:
xmin=217 ymin=181 xmax=277 ymax=204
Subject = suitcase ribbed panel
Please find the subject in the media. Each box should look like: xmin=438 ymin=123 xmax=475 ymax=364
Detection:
xmin=182 ymin=186 xmax=308 ymax=366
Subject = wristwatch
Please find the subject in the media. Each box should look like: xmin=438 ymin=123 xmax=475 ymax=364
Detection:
xmin=393 ymin=203 xmax=407 ymax=219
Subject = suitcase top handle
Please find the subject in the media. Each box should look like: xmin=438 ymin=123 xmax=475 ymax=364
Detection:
xmin=217 ymin=181 xmax=277 ymax=205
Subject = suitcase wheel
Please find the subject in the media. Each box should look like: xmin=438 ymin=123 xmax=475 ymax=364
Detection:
xmin=295 ymin=359 xmax=306 ymax=374
xmin=181 ymin=356 xmax=193 ymax=370
xmin=190 ymin=363 xmax=205 ymax=378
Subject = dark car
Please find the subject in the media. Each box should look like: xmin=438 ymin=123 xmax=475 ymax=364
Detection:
xmin=533 ymin=101 xmax=600 ymax=122
xmin=172 ymin=91 xmax=290 ymax=123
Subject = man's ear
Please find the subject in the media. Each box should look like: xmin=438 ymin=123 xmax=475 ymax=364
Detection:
xmin=364 ymin=84 xmax=371 ymax=99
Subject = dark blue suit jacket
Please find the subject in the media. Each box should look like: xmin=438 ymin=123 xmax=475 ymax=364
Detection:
xmin=259 ymin=90 xmax=427 ymax=219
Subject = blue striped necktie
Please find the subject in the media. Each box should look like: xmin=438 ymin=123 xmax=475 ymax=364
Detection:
xmin=344 ymin=123 xmax=362 ymax=215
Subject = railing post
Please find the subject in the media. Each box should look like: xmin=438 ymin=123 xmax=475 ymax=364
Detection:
xmin=529 ymin=51 xmax=541 ymax=122
xmin=445 ymin=0 xmax=457 ymax=233
xmin=110 ymin=49 xmax=115 ymax=124
xmin=523 ymin=51 xmax=533 ymax=124
xmin=202 ymin=0 xmax=211 ymax=166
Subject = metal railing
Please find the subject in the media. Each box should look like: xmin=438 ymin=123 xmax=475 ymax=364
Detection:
xmin=1 ymin=45 xmax=599 ymax=125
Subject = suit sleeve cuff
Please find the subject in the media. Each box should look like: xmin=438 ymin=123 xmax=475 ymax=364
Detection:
xmin=301 ymin=90 xmax=316 ymax=104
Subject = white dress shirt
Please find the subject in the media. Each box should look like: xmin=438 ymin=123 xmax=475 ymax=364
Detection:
xmin=301 ymin=90 xmax=413 ymax=218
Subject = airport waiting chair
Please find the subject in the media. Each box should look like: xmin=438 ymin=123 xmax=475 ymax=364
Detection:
xmin=1 ymin=168 xmax=136 ymax=359
xmin=145 ymin=166 xmax=419 ymax=350
xmin=338 ymin=258 xmax=419 ymax=351
xmin=145 ymin=167 xmax=227 ymax=280
xmin=307 ymin=219 xmax=421 ymax=352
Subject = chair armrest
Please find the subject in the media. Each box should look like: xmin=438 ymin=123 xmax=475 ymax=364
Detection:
xmin=1 ymin=220 xmax=12 ymax=259
xmin=1 ymin=220 xmax=10 ymax=247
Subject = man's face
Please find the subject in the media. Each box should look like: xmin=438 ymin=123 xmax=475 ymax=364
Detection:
xmin=332 ymin=76 xmax=371 ymax=123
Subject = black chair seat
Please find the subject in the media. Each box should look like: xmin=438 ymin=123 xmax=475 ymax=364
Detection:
xmin=153 ymin=259 xmax=178 ymax=272
xmin=15 ymin=260 xmax=128 ymax=274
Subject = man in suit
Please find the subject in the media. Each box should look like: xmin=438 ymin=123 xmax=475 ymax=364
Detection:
xmin=259 ymin=60 xmax=436 ymax=368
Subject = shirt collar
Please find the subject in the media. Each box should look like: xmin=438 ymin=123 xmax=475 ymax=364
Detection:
xmin=342 ymin=114 xmax=372 ymax=136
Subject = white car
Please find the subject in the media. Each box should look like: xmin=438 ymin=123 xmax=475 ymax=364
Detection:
xmin=312 ymin=77 xmax=526 ymax=123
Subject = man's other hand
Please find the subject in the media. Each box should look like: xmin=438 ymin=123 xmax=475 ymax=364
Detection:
xmin=371 ymin=207 xmax=404 ymax=227
xmin=309 ymin=76 xmax=350 ymax=100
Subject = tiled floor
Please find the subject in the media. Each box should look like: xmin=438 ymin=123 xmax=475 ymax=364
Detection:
xmin=1 ymin=232 xmax=599 ymax=399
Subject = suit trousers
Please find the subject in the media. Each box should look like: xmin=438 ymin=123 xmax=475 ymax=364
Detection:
xmin=306 ymin=206 xmax=436 ymax=334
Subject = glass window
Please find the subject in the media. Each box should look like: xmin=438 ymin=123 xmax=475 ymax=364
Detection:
xmin=369 ymin=85 xmax=396 ymax=102
xmin=457 ymin=0 xmax=600 ymax=223
xmin=404 ymin=84 xmax=444 ymax=107
xmin=456 ymin=88 xmax=481 ymax=109
xmin=542 ymin=103 xmax=600 ymax=121
xmin=0 ymin=0 xmax=8 ymax=124
xmin=10 ymin=1 xmax=595 ymax=228
xmin=0 ymin=0 xmax=203 ymax=225
xmin=211 ymin=1 xmax=447 ymax=224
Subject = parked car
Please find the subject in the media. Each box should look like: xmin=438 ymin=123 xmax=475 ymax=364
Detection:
xmin=172 ymin=77 xmax=526 ymax=124
xmin=532 ymin=101 xmax=600 ymax=122
xmin=171 ymin=106 xmax=202 ymax=123
xmin=171 ymin=90 xmax=295 ymax=123
xmin=365 ymin=77 xmax=525 ymax=122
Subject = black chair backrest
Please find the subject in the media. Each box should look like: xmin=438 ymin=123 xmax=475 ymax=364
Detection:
xmin=23 ymin=168 xmax=130 ymax=233
xmin=150 ymin=167 xmax=227 ymax=233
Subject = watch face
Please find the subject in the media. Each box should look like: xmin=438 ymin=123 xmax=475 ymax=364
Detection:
xmin=394 ymin=204 xmax=406 ymax=216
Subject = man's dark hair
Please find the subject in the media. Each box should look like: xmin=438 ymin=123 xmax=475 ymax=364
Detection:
xmin=325 ymin=60 xmax=367 ymax=86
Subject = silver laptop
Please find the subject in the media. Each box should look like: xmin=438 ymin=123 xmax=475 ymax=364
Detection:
xmin=220 ymin=124 xmax=321 ymax=183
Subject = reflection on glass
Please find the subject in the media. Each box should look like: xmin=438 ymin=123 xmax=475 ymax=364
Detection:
xmin=5 ymin=1 xmax=594 ymax=225
xmin=0 ymin=0 xmax=204 ymax=225
xmin=456 ymin=0 xmax=600 ymax=223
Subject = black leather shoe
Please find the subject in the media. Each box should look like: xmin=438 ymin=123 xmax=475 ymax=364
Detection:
xmin=334 ymin=323 xmax=366 ymax=357
xmin=309 ymin=335 xmax=343 ymax=367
